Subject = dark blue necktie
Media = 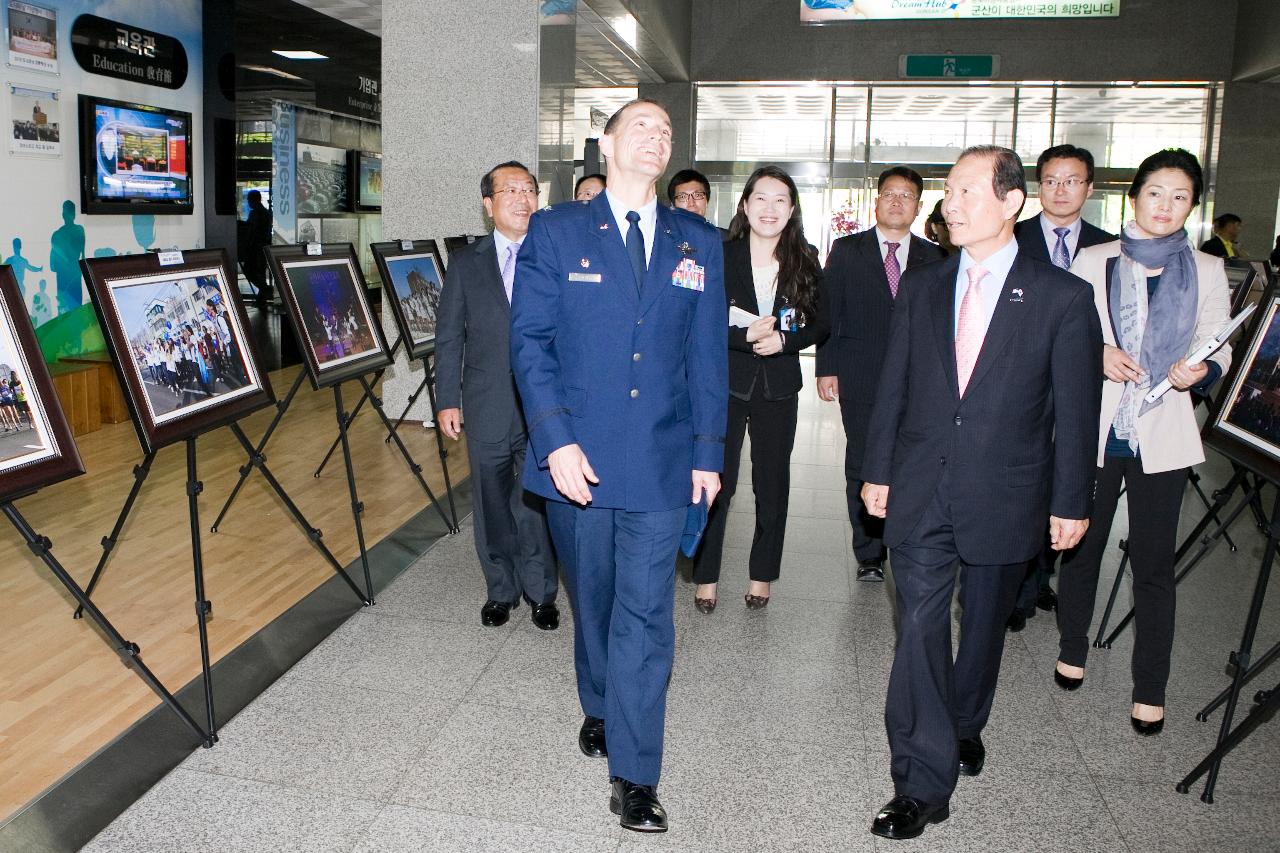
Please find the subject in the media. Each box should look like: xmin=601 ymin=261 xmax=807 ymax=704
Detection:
xmin=625 ymin=210 xmax=646 ymax=293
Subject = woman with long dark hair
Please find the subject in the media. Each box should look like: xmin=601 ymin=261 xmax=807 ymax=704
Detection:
xmin=692 ymin=165 xmax=830 ymax=611
xmin=1055 ymin=148 xmax=1231 ymax=735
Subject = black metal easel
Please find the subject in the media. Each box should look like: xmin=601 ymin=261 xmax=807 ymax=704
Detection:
xmin=1092 ymin=465 xmax=1266 ymax=649
xmin=309 ymin=346 xmax=460 ymax=534
xmin=4 ymin=493 xmax=214 ymax=748
xmin=1177 ymin=490 xmax=1279 ymax=803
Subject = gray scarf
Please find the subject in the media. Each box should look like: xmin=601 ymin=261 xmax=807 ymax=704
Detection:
xmin=1108 ymin=223 xmax=1199 ymax=452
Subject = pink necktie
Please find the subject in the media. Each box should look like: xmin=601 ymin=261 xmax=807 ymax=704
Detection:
xmin=955 ymin=265 xmax=987 ymax=395
xmin=501 ymin=243 xmax=516 ymax=303
xmin=884 ymin=241 xmax=901 ymax=298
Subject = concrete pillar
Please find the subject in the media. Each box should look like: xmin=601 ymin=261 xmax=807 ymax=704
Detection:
xmin=1212 ymin=82 xmax=1280 ymax=258
xmin=380 ymin=0 xmax=539 ymax=419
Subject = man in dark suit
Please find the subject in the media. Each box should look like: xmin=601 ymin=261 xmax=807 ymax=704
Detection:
xmin=511 ymin=99 xmax=727 ymax=833
xmin=1200 ymin=212 xmax=1242 ymax=259
xmin=816 ymin=166 xmax=944 ymax=581
xmin=1010 ymin=143 xmax=1115 ymax=629
xmin=435 ymin=161 xmax=559 ymax=631
xmin=667 ymin=168 xmax=729 ymax=239
xmin=860 ymin=145 xmax=1102 ymax=840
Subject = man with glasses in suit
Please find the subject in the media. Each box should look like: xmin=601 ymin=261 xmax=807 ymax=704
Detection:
xmin=817 ymin=166 xmax=945 ymax=581
xmin=1010 ymin=143 xmax=1115 ymax=630
xmin=435 ymin=161 xmax=559 ymax=631
xmin=667 ymin=168 xmax=728 ymax=238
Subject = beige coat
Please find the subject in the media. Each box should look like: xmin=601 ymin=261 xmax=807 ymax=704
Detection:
xmin=1071 ymin=241 xmax=1231 ymax=474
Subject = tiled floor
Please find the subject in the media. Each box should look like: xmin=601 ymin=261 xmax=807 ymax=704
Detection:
xmin=86 ymin=360 xmax=1280 ymax=852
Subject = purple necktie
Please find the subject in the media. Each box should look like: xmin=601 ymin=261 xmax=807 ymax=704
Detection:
xmin=884 ymin=242 xmax=901 ymax=298
xmin=501 ymin=243 xmax=516 ymax=303
xmin=1051 ymin=227 xmax=1072 ymax=270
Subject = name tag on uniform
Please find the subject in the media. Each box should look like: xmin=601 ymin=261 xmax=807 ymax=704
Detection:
xmin=671 ymin=257 xmax=705 ymax=292
xmin=569 ymin=272 xmax=602 ymax=283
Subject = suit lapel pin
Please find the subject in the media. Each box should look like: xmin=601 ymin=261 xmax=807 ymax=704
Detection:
xmin=1009 ymin=288 xmax=1024 ymax=303
xmin=580 ymin=258 xmax=590 ymax=268
xmin=677 ymin=241 xmax=695 ymax=257
xmin=599 ymin=222 xmax=610 ymax=230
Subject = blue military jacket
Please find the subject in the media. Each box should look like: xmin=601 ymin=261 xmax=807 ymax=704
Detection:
xmin=511 ymin=193 xmax=728 ymax=512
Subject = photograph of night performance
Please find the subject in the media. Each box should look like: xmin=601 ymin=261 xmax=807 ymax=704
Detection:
xmin=104 ymin=272 xmax=259 ymax=425
xmin=280 ymin=257 xmax=381 ymax=371
xmin=1218 ymin=295 xmax=1280 ymax=465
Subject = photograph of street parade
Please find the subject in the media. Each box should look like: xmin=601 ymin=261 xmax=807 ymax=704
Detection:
xmin=103 ymin=270 xmax=260 ymax=427
xmin=1215 ymin=294 xmax=1280 ymax=477
xmin=377 ymin=247 xmax=444 ymax=357
xmin=277 ymin=254 xmax=387 ymax=385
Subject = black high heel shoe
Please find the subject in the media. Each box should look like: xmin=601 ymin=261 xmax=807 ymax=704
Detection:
xmin=1053 ymin=663 xmax=1084 ymax=692
xmin=1131 ymin=711 xmax=1165 ymax=736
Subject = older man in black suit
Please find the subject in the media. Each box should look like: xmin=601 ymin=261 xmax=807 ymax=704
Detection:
xmin=816 ymin=166 xmax=944 ymax=581
xmin=860 ymin=145 xmax=1102 ymax=840
xmin=435 ymin=161 xmax=559 ymax=630
xmin=1009 ymin=143 xmax=1115 ymax=629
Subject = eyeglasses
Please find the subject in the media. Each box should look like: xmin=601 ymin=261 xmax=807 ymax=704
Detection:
xmin=1040 ymin=177 xmax=1087 ymax=190
xmin=674 ymin=191 xmax=707 ymax=203
xmin=492 ymin=186 xmax=538 ymax=199
xmin=878 ymin=191 xmax=918 ymax=203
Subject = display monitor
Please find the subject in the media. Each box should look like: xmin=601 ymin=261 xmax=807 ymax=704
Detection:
xmin=351 ymin=150 xmax=382 ymax=210
xmin=79 ymin=94 xmax=193 ymax=215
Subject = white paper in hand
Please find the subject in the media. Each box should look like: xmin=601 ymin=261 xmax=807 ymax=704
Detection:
xmin=729 ymin=306 xmax=760 ymax=328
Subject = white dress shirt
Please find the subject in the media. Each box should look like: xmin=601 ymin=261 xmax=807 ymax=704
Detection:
xmin=604 ymin=188 xmax=657 ymax=265
xmin=1039 ymin=214 xmax=1082 ymax=260
xmin=875 ymin=227 xmax=911 ymax=271
xmin=954 ymin=237 xmax=1019 ymax=338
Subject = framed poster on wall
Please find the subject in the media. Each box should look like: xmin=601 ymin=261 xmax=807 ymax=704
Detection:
xmin=7 ymin=82 xmax=59 ymax=157
xmin=5 ymin=1 xmax=58 ymax=75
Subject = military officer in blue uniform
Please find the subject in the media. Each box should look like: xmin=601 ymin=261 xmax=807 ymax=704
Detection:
xmin=510 ymin=98 xmax=728 ymax=833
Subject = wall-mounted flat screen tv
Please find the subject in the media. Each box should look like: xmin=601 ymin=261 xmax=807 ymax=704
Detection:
xmin=351 ymin=150 xmax=382 ymax=211
xmin=79 ymin=94 xmax=193 ymax=215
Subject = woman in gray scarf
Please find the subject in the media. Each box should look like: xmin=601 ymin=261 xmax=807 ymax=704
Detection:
xmin=1053 ymin=149 xmax=1231 ymax=736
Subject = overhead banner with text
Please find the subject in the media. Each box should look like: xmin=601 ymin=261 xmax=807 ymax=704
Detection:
xmin=800 ymin=1 xmax=1119 ymax=22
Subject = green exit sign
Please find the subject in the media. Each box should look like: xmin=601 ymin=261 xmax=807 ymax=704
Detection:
xmin=900 ymin=55 xmax=1000 ymax=79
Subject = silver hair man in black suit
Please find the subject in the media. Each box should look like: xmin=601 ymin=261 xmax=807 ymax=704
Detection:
xmin=434 ymin=161 xmax=559 ymax=630
xmin=816 ymin=166 xmax=945 ymax=581
xmin=860 ymin=145 xmax=1103 ymax=841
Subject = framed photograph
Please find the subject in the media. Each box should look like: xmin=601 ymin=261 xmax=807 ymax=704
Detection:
xmin=6 ymin=1 xmax=57 ymax=75
xmin=296 ymin=217 xmax=321 ymax=245
xmin=370 ymin=240 xmax=445 ymax=360
xmin=266 ymin=243 xmax=391 ymax=389
xmin=441 ymin=234 xmax=480 ymax=265
xmin=81 ymin=250 xmax=276 ymax=454
xmin=0 ymin=265 xmax=83 ymax=502
xmin=1206 ymin=278 xmax=1280 ymax=485
xmin=296 ymin=142 xmax=348 ymax=215
xmin=8 ymin=81 xmax=60 ymax=157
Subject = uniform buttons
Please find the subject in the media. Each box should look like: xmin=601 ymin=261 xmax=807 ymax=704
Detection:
xmin=954 ymin=417 xmax=962 ymax=426
xmin=636 ymin=318 xmax=644 ymax=325
xmin=633 ymin=352 xmax=641 ymax=361
xmin=940 ymin=457 xmax=947 ymax=465
xmin=630 ymin=389 xmax=639 ymax=398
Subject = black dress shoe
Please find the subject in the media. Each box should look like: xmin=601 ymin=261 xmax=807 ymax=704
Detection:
xmin=530 ymin=601 xmax=559 ymax=631
xmin=957 ymin=735 xmax=985 ymax=777
xmin=481 ymin=599 xmax=517 ymax=627
xmin=1037 ymin=587 xmax=1058 ymax=612
xmin=609 ymin=778 xmax=668 ymax=833
xmin=1053 ymin=665 xmax=1084 ymax=692
xmin=870 ymin=794 xmax=949 ymax=840
xmin=578 ymin=716 xmax=607 ymax=758
xmin=1006 ymin=610 xmax=1027 ymax=633
xmin=1131 ymin=715 xmax=1165 ymax=736
xmin=856 ymin=562 xmax=885 ymax=582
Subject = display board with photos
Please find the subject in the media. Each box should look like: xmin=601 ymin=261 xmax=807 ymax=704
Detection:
xmin=370 ymin=240 xmax=445 ymax=360
xmin=266 ymin=243 xmax=392 ymax=389
xmin=1206 ymin=277 xmax=1280 ymax=486
xmin=81 ymin=250 xmax=275 ymax=454
xmin=0 ymin=265 xmax=83 ymax=501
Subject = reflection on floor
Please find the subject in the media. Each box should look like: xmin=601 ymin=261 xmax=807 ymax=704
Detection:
xmin=86 ymin=359 xmax=1280 ymax=852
